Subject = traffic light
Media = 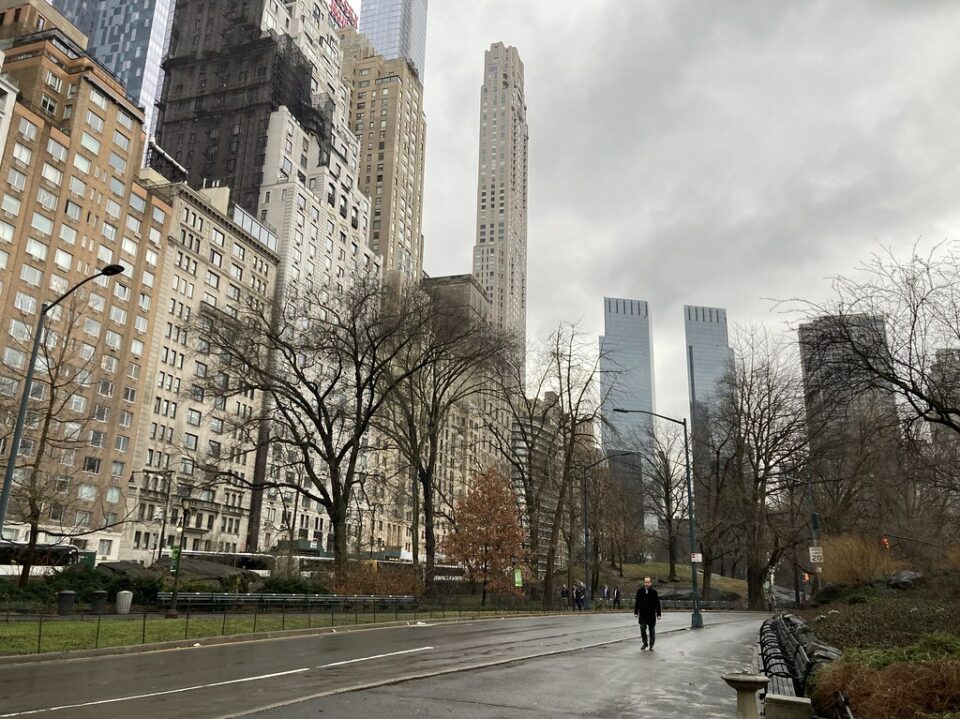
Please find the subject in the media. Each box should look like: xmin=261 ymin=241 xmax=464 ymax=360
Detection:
xmin=881 ymin=536 xmax=891 ymax=550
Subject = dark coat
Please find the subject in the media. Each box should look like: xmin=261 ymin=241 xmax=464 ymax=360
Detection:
xmin=634 ymin=587 xmax=662 ymax=625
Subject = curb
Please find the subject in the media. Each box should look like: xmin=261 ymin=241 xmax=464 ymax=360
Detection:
xmin=0 ymin=611 xmax=569 ymax=666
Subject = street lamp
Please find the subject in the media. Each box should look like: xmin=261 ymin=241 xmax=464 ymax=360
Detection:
xmin=0 ymin=265 xmax=125 ymax=537
xmin=580 ymin=451 xmax=635 ymax=610
xmin=614 ymin=407 xmax=704 ymax=629
xmin=166 ymin=485 xmax=193 ymax=619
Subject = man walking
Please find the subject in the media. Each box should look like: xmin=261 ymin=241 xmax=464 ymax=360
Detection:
xmin=634 ymin=576 xmax=662 ymax=650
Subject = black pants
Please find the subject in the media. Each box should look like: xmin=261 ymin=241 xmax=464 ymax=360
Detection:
xmin=640 ymin=622 xmax=656 ymax=647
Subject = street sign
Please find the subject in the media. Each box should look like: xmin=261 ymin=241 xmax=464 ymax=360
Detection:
xmin=809 ymin=546 xmax=823 ymax=564
xmin=690 ymin=552 xmax=703 ymax=563
xmin=514 ymin=567 xmax=523 ymax=588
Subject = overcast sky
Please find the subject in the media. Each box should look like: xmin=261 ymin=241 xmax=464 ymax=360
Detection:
xmin=370 ymin=1 xmax=960 ymax=415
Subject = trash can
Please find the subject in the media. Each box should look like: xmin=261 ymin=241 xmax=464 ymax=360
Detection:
xmin=57 ymin=590 xmax=76 ymax=616
xmin=116 ymin=590 xmax=133 ymax=615
xmin=91 ymin=590 xmax=108 ymax=614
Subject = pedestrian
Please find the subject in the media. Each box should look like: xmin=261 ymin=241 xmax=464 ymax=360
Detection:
xmin=575 ymin=582 xmax=584 ymax=610
xmin=633 ymin=576 xmax=662 ymax=650
xmin=613 ymin=586 xmax=621 ymax=609
xmin=602 ymin=584 xmax=609 ymax=606
xmin=561 ymin=584 xmax=569 ymax=603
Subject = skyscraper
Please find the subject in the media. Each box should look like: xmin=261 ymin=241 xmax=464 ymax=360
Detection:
xmin=472 ymin=43 xmax=528 ymax=347
xmin=48 ymin=0 xmax=173 ymax=141
xmin=340 ymin=26 xmax=426 ymax=283
xmin=684 ymin=305 xmax=732 ymax=423
xmin=358 ymin=0 xmax=428 ymax=79
xmin=600 ymin=298 xmax=656 ymax=452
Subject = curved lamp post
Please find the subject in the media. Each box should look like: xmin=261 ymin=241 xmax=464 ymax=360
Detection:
xmin=0 ymin=265 xmax=125 ymax=537
xmin=613 ymin=407 xmax=704 ymax=629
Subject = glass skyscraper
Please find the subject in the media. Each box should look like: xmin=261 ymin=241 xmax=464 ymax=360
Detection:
xmin=358 ymin=0 xmax=428 ymax=79
xmin=50 ymin=0 xmax=173 ymax=140
xmin=600 ymin=297 xmax=656 ymax=453
xmin=684 ymin=305 xmax=732 ymax=417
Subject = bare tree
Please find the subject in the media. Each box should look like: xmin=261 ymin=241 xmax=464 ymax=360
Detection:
xmin=2 ymin=297 xmax=132 ymax=585
xmin=376 ymin=290 xmax=511 ymax=589
xmin=200 ymin=275 xmax=434 ymax=569
xmin=711 ymin=326 xmax=810 ymax=609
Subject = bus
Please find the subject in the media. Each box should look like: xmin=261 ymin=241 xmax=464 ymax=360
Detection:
xmin=0 ymin=541 xmax=80 ymax=578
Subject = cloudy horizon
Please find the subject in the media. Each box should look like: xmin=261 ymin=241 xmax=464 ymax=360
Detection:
xmin=362 ymin=0 xmax=960 ymax=415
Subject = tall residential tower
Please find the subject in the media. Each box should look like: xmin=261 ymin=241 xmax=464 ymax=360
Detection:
xmin=472 ymin=43 xmax=528 ymax=347
xmin=358 ymin=0 xmax=428 ymax=80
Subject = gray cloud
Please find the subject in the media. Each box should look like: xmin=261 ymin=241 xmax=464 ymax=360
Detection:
xmin=371 ymin=0 xmax=960 ymax=413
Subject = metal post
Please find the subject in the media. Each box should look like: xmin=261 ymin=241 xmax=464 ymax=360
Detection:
xmin=683 ymin=419 xmax=704 ymax=629
xmin=582 ymin=466 xmax=591 ymax=610
xmin=0 ymin=266 xmax=123 ymax=535
xmin=0 ymin=309 xmax=46 ymax=536
xmin=166 ymin=505 xmax=189 ymax=619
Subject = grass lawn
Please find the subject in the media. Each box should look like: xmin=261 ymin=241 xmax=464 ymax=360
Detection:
xmin=0 ymin=604 xmax=569 ymax=657
xmin=559 ymin=561 xmax=748 ymax=600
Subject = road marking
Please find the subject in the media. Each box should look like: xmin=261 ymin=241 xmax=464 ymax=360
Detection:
xmin=318 ymin=646 xmax=433 ymax=668
xmin=0 ymin=668 xmax=310 ymax=717
xmin=0 ymin=647 xmax=434 ymax=717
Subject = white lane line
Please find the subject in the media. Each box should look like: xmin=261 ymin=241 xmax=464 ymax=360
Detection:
xmin=0 ymin=668 xmax=310 ymax=718
xmin=318 ymin=645 xmax=433 ymax=668
xmin=0 ymin=647 xmax=435 ymax=717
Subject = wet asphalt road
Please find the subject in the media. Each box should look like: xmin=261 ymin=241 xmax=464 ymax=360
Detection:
xmin=0 ymin=611 xmax=762 ymax=719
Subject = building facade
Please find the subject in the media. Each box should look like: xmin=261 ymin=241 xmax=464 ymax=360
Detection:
xmin=471 ymin=43 xmax=528 ymax=349
xmin=339 ymin=27 xmax=425 ymax=283
xmin=357 ymin=0 xmax=427 ymax=80
xmin=49 ymin=0 xmax=174 ymax=142
xmin=0 ymin=3 xmax=171 ymax=563
xmin=599 ymin=297 xmax=655 ymax=453
xmin=684 ymin=304 xmax=731 ymax=432
xmin=119 ymin=174 xmax=280 ymax=564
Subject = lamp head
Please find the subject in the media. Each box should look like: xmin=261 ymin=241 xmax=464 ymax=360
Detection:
xmin=612 ymin=408 xmax=627 ymax=414
xmin=100 ymin=264 xmax=125 ymax=277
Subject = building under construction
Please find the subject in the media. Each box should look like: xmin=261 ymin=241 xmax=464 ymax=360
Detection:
xmin=153 ymin=0 xmax=333 ymax=213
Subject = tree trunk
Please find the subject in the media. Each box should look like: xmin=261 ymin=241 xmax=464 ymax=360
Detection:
xmin=421 ymin=470 xmax=436 ymax=592
xmin=667 ymin=527 xmax=678 ymax=581
xmin=701 ymin=550 xmax=714 ymax=602
xmin=746 ymin=560 xmax=767 ymax=610
xmin=410 ymin=466 xmax=419 ymax=570
xmin=18 ymin=521 xmax=41 ymax=588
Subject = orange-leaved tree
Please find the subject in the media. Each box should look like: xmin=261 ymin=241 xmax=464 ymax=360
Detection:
xmin=443 ymin=469 xmax=525 ymax=606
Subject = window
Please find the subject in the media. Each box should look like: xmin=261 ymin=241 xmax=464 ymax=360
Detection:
xmin=89 ymin=430 xmax=107 ymax=447
xmin=41 ymin=163 xmax=63 ymax=186
xmin=90 ymin=87 xmax=107 ymax=110
xmin=73 ymin=154 xmax=91 ymax=175
xmin=184 ymin=433 xmax=198 ymax=451
xmin=25 ymin=237 xmax=47 ymax=260
xmin=75 ymin=511 xmax=92 ymax=527
xmin=44 ymin=70 xmax=62 ymax=92
xmin=69 ymin=176 xmax=86 ymax=197
xmin=78 ymin=483 xmax=97 ymax=500
xmin=3 ymin=193 xmax=22 ymax=215
xmin=18 ymin=118 xmax=37 ymax=141
xmin=80 ymin=132 xmax=101 ymax=154
xmin=7 ymin=168 xmax=26 ymax=191
xmin=20 ymin=265 xmax=41 ymax=287
xmin=54 ymin=249 xmax=72 ymax=271
xmin=98 ymin=539 xmax=113 ymax=556
xmin=115 ymin=435 xmax=129 ymax=452
xmin=40 ymin=94 xmax=57 ymax=114
xmin=47 ymin=138 xmax=67 ymax=162
xmin=108 ymin=152 xmax=127 ymax=174
xmin=195 ymin=362 xmax=207 ymax=378
xmin=186 ymin=408 xmax=201 ymax=426
xmin=113 ymin=131 xmax=130 ymax=151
